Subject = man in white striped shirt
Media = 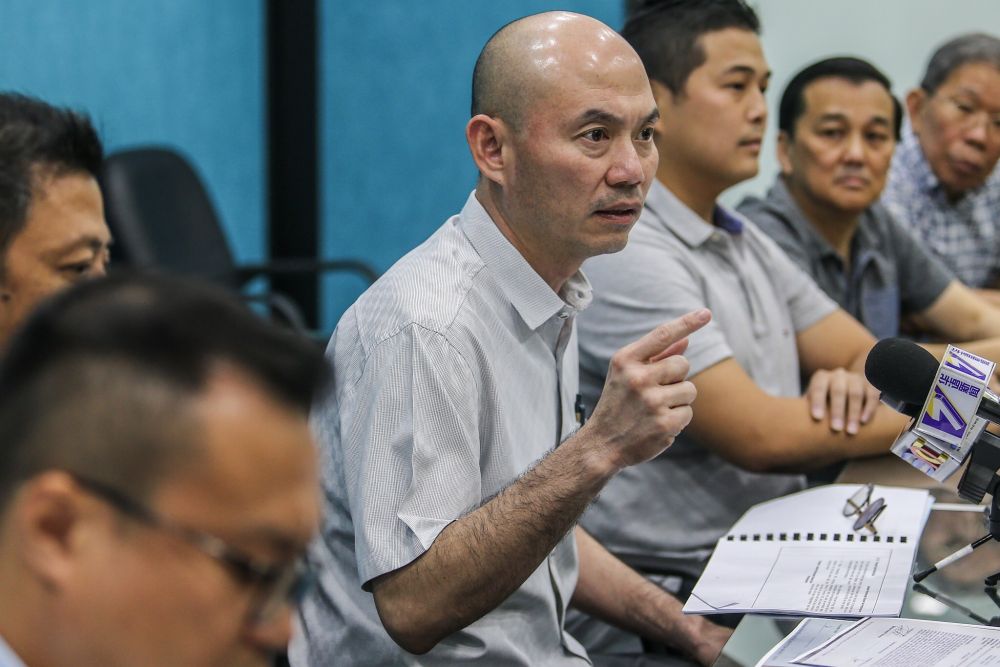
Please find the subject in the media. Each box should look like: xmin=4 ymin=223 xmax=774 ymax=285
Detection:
xmin=293 ymin=11 xmax=731 ymax=667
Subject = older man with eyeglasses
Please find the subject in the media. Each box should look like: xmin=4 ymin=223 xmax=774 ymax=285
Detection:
xmin=0 ymin=272 xmax=329 ymax=667
xmin=883 ymin=33 xmax=1000 ymax=297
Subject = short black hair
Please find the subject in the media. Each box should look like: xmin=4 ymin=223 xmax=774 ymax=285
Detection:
xmin=0 ymin=272 xmax=329 ymax=511
xmin=0 ymin=92 xmax=103 ymax=268
xmin=778 ymin=57 xmax=902 ymax=141
xmin=622 ymin=0 xmax=761 ymax=95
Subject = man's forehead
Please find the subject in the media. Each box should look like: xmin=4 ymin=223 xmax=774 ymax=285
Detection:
xmin=697 ymin=28 xmax=767 ymax=74
xmin=14 ymin=175 xmax=109 ymax=252
xmin=804 ymin=78 xmax=895 ymax=118
xmin=939 ymin=61 xmax=1000 ymax=90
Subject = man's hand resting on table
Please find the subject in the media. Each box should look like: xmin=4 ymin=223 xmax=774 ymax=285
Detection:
xmin=805 ymin=368 xmax=881 ymax=435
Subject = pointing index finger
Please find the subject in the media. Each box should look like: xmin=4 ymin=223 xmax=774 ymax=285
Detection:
xmin=622 ymin=309 xmax=711 ymax=362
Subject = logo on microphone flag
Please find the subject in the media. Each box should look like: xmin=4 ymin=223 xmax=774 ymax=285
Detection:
xmin=944 ymin=349 xmax=989 ymax=381
xmin=920 ymin=386 xmax=965 ymax=439
xmin=914 ymin=345 xmax=993 ymax=448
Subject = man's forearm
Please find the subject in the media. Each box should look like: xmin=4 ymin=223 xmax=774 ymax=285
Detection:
xmin=740 ymin=397 xmax=906 ymax=472
xmin=570 ymin=527 xmax=731 ymax=666
xmin=372 ymin=311 xmax=709 ymax=653
xmin=371 ymin=428 xmax=617 ymax=653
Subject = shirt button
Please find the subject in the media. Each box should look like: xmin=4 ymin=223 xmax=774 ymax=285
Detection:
xmin=558 ymin=312 xmax=569 ymax=320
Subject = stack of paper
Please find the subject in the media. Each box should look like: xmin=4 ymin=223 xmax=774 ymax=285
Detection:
xmin=683 ymin=485 xmax=934 ymax=618
xmin=762 ymin=617 xmax=1000 ymax=666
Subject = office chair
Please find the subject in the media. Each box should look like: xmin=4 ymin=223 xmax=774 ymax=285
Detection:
xmin=99 ymin=146 xmax=378 ymax=332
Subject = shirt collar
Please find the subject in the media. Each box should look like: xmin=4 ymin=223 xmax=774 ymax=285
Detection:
xmin=765 ymin=177 xmax=882 ymax=262
xmin=644 ymin=179 xmax=744 ymax=247
xmin=458 ymin=191 xmax=593 ymax=331
xmin=0 ymin=635 xmax=26 ymax=667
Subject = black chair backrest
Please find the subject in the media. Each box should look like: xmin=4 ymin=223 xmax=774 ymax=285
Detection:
xmin=99 ymin=147 xmax=241 ymax=288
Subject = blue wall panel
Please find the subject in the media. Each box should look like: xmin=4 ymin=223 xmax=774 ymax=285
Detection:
xmin=320 ymin=1 xmax=625 ymax=327
xmin=0 ymin=0 xmax=265 ymax=262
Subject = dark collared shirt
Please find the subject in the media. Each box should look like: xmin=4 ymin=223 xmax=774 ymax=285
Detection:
xmin=739 ymin=178 xmax=953 ymax=340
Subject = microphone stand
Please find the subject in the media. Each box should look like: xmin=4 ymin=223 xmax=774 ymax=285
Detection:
xmin=912 ymin=503 xmax=996 ymax=583
xmin=914 ymin=430 xmax=1000 ymax=584
xmin=912 ymin=583 xmax=1000 ymax=626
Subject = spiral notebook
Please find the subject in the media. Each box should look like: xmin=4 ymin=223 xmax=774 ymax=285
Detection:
xmin=682 ymin=484 xmax=934 ymax=618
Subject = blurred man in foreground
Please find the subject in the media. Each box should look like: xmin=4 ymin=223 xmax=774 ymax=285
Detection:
xmin=0 ymin=273 xmax=328 ymax=667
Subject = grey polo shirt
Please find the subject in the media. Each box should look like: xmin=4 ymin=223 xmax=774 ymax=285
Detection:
xmin=739 ymin=178 xmax=954 ymax=340
xmin=291 ymin=192 xmax=592 ymax=666
xmin=577 ymin=180 xmax=834 ymax=580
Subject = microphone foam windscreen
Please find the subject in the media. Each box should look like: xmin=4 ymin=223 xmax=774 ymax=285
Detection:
xmin=864 ymin=337 xmax=938 ymax=407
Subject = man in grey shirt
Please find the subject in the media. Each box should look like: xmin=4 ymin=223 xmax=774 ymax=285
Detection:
xmin=740 ymin=56 xmax=1000 ymax=353
xmin=293 ymin=12 xmax=730 ymax=667
xmin=572 ymin=2 xmax=909 ymax=654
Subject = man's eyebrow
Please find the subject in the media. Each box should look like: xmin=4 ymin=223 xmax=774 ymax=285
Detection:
xmin=952 ymin=86 xmax=982 ymax=101
xmin=45 ymin=234 xmax=112 ymax=259
xmin=813 ymin=112 xmax=891 ymax=126
xmin=723 ymin=65 xmax=770 ymax=79
xmin=575 ymin=107 xmax=660 ymax=128
xmin=816 ymin=112 xmax=849 ymax=123
xmin=575 ymin=109 xmax=624 ymax=127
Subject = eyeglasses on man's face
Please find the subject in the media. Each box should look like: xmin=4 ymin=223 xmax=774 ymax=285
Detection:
xmin=933 ymin=93 xmax=1000 ymax=141
xmin=843 ymin=483 xmax=887 ymax=534
xmin=69 ymin=473 xmax=314 ymax=625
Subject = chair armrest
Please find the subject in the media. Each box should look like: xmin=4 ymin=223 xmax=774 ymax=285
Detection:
xmin=240 ymin=292 xmax=309 ymax=332
xmin=234 ymin=257 xmax=378 ymax=286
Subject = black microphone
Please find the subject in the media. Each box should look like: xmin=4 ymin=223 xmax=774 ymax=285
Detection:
xmin=864 ymin=338 xmax=938 ymax=418
xmin=865 ymin=337 xmax=1000 ymax=424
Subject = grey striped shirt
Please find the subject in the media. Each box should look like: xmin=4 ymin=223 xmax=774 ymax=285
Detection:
xmin=291 ymin=192 xmax=593 ymax=666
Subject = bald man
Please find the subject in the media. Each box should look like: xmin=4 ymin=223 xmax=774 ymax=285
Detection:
xmin=292 ymin=12 xmax=731 ymax=667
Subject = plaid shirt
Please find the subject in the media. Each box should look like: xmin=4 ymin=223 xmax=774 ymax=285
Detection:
xmin=882 ymin=123 xmax=1000 ymax=288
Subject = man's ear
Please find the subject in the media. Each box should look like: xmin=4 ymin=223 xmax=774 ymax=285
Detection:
xmin=13 ymin=472 xmax=87 ymax=589
xmin=649 ymin=80 xmax=676 ymax=138
xmin=467 ymin=114 xmax=510 ymax=186
xmin=776 ymin=130 xmax=794 ymax=176
xmin=906 ymin=88 xmax=927 ymax=136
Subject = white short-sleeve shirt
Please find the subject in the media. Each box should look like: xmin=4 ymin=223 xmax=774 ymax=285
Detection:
xmin=292 ymin=192 xmax=594 ymax=666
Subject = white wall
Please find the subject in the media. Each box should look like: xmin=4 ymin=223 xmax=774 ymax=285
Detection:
xmin=720 ymin=0 xmax=1000 ymax=207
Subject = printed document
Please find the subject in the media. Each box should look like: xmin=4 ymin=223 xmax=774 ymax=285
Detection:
xmin=756 ymin=618 xmax=856 ymax=667
xmin=683 ymin=485 xmax=933 ymax=617
xmin=793 ymin=617 xmax=1000 ymax=666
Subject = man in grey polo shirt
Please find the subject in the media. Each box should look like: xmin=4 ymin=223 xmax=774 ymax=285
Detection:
xmin=740 ymin=56 xmax=1000 ymax=350
xmin=292 ymin=12 xmax=731 ymax=667
xmin=572 ymin=2 xmax=909 ymax=654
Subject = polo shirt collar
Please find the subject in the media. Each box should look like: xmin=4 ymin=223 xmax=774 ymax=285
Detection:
xmin=459 ymin=191 xmax=593 ymax=331
xmin=766 ymin=177 xmax=882 ymax=262
xmin=644 ymin=179 xmax=742 ymax=248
